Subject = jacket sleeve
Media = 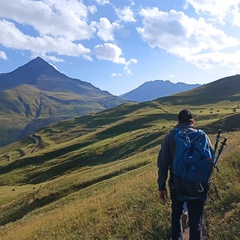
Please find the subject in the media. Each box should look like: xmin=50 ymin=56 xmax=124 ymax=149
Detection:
xmin=157 ymin=133 xmax=172 ymax=191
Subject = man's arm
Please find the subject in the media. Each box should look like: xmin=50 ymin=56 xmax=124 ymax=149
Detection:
xmin=157 ymin=134 xmax=172 ymax=201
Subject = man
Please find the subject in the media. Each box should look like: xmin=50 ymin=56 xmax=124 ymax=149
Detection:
xmin=157 ymin=109 xmax=212 ymax=240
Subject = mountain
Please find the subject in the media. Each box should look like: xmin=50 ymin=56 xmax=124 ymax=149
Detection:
xmin=121 ymin=80 xmax=201 ymax=102
xmin=0 ymin=57 xmax=127 ymax=146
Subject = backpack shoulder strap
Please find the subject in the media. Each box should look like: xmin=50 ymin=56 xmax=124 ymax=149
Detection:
xmin=193 ymin=129 xmax=205 ymax=142
xmin=197 ymin=129 xmax=205 ymax=135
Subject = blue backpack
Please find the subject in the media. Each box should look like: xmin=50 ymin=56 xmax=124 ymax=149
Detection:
xmin=172 ymin=128 xmax=214 ymax=201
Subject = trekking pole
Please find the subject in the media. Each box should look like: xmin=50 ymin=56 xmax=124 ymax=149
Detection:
xmin=213 ymin=129 xmax=221 ymax=159
xmin=214 ymin=137 xmax=227 ymax=171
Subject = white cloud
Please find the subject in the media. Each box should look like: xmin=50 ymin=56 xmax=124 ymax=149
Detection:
xmin=137 ymin=8 xmax=239 ymax=68
xmin=95 ymin=0 xmax=110 ymax=5
xmin=186 ymin=0 xmax=240 ymax=25
xmin=93 ymin=18 xmax=120 ymax=42
xmin=94 ymin=43 xmax=137 ymax=75
xmin=94 ymin=43 xmax=126 ymax=64
xmin=186 ymin=51 xmax=240 ymax=69
xmin=0 ymin=0 xmax=98 ymax=61
xmin=0 ymin=0 xmax=95 ymax=41
xmin=88 ymin=5 xmax=97 ymax=14
xmin=42 ymin=55 xmax=64 ymax=63
xmin=0 ymin=20 xmax=92 ymax=60
xmin=115 ymin=6 xmax=136 ymax=22
xmin=0 ymin=0 xmax=136 ymax=68
xmin=123 ymin=65 xmax=133 ymax=76
xmin=232 ymin=6 xmax=240 ymax=27
xmin=111 ymin=73 xmax=122 ymax=77
xmin=0 ymin=51 xmax=7 ymax=60
xmin=124 ymin=58 xmax=138 ymax=76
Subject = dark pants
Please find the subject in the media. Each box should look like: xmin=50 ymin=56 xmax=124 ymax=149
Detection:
xmin=170 ymin=188 xmax=205 ymax=240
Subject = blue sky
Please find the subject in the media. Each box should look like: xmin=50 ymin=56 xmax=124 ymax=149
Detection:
xmin=0 ymin=0 xmax=240 ymax=96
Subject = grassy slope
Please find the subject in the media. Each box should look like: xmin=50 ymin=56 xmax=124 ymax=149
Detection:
xmin=0 ymin=84 xmax=126 ymax=146
xmin=0 ymin=95 xmax=239 ymax=239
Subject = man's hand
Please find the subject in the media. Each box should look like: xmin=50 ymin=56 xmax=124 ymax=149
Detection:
xmin=159 ymin=189 xmax=167 ymax=202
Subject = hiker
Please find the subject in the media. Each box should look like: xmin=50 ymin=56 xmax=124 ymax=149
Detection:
xmin=157 ymin=109 xmax=213 ymax=240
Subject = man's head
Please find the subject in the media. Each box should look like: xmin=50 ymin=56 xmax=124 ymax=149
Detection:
xmin=178 ymin=109 xmax=194 ymax=123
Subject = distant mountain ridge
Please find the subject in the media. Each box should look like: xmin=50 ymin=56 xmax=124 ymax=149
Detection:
xmin=0 ymin=57 xmax=127 ymax=146
xmin=121 ymin=80 xmax=201 ymax=102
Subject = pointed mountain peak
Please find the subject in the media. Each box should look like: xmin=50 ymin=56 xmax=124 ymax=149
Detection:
xmin=29 ymin=56 xmax=51 ymax=65
xmin=28 ymin=56 xmax=46 ymax=65
xmin=0 ymin=57 xmax=63 ymax=91
xmin=22 ymin=57 xmax=55 ymax=71
xmin=35 ymin=56 xmax=45 ymax=61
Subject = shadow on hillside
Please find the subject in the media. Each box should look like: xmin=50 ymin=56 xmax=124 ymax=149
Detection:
xmin=203 ymin=113 xmax=240 ymax=133
xmin=0 ymin=140 xmax=94 ymax=176
xmin=95 ymin=113 xmax=176 ymax=140
xmin=0 ymin=161 xmax=150 ymax=226
xmin=24 ymin=131 xmax=163 ymax=184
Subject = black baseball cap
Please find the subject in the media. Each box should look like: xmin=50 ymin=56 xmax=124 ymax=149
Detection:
xmin=178 ymin=109 xmax=194 ymax=122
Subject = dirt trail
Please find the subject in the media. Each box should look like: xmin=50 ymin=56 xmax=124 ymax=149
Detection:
xmin=28 ymin=134 xmax=41 ymax=154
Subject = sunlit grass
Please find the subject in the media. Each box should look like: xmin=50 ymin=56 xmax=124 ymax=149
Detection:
xmin=0 ymin=100 xmax=239 ymax=239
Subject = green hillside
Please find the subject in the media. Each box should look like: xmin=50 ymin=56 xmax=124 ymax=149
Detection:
xmin=159 ymin=74 xmax=240 ymax=105
xmin=0 ymin=76 xmax=239 ymax=239
xmin=0 ymin=84 xmax=125 ymax=146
